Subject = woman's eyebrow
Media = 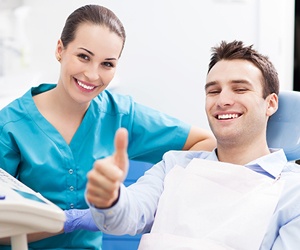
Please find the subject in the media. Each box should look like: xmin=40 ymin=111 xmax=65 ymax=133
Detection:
xmin=79 ymin=47 xmax=94 ymax=56
xmin=78 ymin=47 xmax=117 ymax=61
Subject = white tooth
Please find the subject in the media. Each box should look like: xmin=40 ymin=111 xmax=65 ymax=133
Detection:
xmin=218 ymin=114 xmax=238 ymax=120
xmin=77 ymin=80 xmax=94 ymax=90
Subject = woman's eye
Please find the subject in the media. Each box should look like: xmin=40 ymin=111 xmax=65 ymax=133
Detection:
xmin=103 ymin=62 xmax=114 ymax=68
xmin=78 ymin=54 xmax=89 ymax=61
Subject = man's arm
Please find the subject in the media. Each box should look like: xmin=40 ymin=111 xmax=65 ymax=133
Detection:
xmin=87 ymin=162 xmax=165 ymax=235
xmin=85 ymin=128 xmax=165 ymax=235
xmin=86 ymin=128 xmax=129 ymax=208
xmin=269 ymin=215 xmax=300 ymax=250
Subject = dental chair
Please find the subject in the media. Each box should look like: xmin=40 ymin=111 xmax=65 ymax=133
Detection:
xmin=267 ymin=90 xmax=300 ymax=162
xmin=102 ymin=160 xmax=152 ymax=250
xmin=102 ymin=90 xmax=300 ymax=250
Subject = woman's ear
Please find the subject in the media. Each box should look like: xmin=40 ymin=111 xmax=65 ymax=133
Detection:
xmin=55 ymin=39 xmax=64 ymax=62
xmin=266 ymin=93 xmax=279 ymax=117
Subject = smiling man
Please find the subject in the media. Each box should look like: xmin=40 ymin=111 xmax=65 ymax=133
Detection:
xmin=86 ymin=40 xmax=300 ymax=250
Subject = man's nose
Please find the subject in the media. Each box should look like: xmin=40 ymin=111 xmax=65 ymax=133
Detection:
xmin=217 ymin=90 xmax=235 ymax=107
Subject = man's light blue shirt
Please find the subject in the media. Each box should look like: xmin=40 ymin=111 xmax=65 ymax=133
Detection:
xmin=90 ymin=149 xmax=300 ymax=250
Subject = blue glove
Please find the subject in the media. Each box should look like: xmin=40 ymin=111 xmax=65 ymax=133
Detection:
xmin=64 ymin=209 xmax=99 ymax=233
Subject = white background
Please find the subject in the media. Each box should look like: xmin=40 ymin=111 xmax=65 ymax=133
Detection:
xmin=0 ymin=0 xmax=295 ymax=130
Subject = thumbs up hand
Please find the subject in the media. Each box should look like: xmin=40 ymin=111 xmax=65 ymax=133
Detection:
xmin=86 ymin=128 xmax=129 ymax=208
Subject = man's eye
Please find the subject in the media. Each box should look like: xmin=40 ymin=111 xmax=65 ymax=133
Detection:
xmin=206 ymin=90 xmax=220 ymax=95
xmin=235 ymin=88 xmax=247 ymax=92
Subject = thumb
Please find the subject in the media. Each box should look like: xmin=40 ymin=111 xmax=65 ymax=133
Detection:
xmin=113 ymin=128 xmax=129 ymax=180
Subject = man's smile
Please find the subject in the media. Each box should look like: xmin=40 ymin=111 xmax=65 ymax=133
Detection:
xmin=217 ymin=113 xmax=241 ymax=120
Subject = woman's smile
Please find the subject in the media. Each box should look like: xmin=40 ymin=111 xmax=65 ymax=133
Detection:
xmin=74 ymin=78 xmax=100 ymax=92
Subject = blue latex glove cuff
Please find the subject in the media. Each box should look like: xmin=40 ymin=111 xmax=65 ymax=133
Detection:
xmin=64 ymin=209 xmax=99 ymax=233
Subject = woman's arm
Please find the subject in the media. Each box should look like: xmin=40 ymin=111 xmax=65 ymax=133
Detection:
xmin=0 ymin=231 xmax=62 ymax=245
xmin=26 ymin=231 xmax=62 ymax=243
xmin=182 ymin=126 xmax=216 ymax=151
xmin=0 ymin=208 xmax=100 ymax=245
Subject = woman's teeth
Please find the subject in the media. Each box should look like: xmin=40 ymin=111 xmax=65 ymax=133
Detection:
xmin=77 ymin=80 xmax=95 ymax=90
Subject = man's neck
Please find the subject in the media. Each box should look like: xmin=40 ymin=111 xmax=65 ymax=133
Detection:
xmin=216 ymin=140 xmax=271 ymax=165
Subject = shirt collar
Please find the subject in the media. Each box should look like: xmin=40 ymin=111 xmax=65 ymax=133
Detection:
xmin=246 ymin=148 xmax=287 ymax=178
xmin=206 ymin=148 xmax=287 ymax=179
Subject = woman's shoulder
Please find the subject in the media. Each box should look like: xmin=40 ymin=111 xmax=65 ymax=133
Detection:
xmin=96 ymin=89 xmax=133 ymax=102
xmin=93 ymin=90 xmax=135 ymax=113
xmin=0 ymin=83 xmax=54 ymax=115
xmin=0 ymin=93 xmax=29 ymax=124
xmin=0 ymin=84 xmax=47 ymax=128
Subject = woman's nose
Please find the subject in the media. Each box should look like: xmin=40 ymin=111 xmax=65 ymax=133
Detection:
xmin=84 ymin=65 xmax=100 ymax=81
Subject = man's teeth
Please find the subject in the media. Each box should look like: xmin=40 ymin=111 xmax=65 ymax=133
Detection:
xmin=218 ymin=114 xmax=239 ymax=120
xmin=77 ymin=80 xmax=95 ymax=90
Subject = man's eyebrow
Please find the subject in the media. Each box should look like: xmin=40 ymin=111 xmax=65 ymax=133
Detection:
xmin=205 ymin=81 xmax=217 ymax=90
xmin=231 ymin=79 xmax=252 ymax=85
xmin=78 ymin=47 xmax=117 ymax=61
xmin=205 ymin=80 xmax=253 ymax=90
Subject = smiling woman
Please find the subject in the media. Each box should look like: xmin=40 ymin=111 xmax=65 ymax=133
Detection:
xmin=32 ymin=22 xmax=124 ymax=144
xmin=37 ymin=22 xmax=124 ymax=113
xmin=0 ymin=4 xmax=216 ymax=250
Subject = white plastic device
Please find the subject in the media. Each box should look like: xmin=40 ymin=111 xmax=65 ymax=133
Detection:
xmin=0 ymin=168 xmax=66 ymax=250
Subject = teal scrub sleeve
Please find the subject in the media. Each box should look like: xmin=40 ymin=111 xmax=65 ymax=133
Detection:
xmin=127 ymin=102 xmax=191 ymax=163
xmin=0 ymin=136 xmax=20 ymax=177
xmin=97 ymin=90 xmax=191 ymax=164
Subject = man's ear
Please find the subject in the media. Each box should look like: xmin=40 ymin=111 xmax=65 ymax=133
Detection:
xmin=266 ymin=93 xmax=278 ymax=117
xmin=55 ymin=39 xmax=64 ymax=61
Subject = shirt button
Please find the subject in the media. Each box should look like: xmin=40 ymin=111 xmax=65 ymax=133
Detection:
xmin=70 ymin=203 xmax=74 ymax=209
xmin=69 ymin=169 xmax=73 ymax=174
xmin=69 ymin=186 xmax=74 ymax=191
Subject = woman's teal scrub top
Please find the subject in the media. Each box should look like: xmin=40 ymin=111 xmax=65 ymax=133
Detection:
xmin=0 ymin=84 xmax=190 ymax=249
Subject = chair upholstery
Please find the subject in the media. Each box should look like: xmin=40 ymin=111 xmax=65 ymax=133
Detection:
xmin=267 ymin=90 xmax=300 ymax=161
xmin=102 ymin=160 xmax=152 ymax=250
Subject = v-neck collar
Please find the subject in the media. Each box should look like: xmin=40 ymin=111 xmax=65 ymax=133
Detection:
xmin=22 ymin=84 xmax=95 ymax=150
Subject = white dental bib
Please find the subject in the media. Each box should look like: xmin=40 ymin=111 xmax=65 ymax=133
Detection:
xmin=138 ymin=158 xmax=284 ymax=250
